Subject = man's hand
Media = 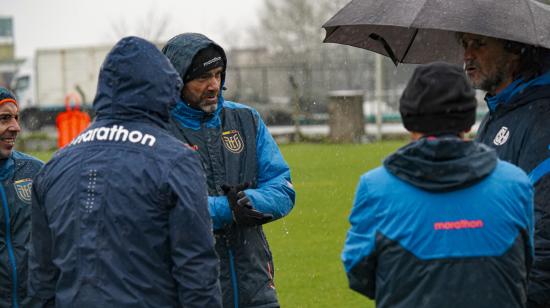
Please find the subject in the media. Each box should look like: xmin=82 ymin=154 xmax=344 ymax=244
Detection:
xmin=221 ymin=183 xmax=273 ymax=226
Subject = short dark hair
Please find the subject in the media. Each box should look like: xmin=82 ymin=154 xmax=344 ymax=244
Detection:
xmin=502 ymin=40 xmax=550 ymax=81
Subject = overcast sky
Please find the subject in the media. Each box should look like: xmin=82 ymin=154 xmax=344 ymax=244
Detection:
xmin=1 ymin=0 xmax=261 ymax=58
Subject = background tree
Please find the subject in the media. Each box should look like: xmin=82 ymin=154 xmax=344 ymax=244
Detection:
xmin=254 ymin=0 xmax=376 ymax=112
xmin=253 ymin=0 xmax=415 ymax=116
xmin=109 ymin=6 xmax=171 ymax=43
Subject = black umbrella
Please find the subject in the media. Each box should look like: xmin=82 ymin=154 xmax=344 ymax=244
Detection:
xmin=322 ymin=0 xmax=550 ymax=65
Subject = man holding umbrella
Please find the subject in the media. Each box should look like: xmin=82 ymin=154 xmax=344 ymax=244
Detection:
xmin=459 ymin=34 xmax=550 ymax=308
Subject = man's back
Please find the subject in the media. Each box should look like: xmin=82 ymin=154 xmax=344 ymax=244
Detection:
xmin=28 ymin=36 xmax=221 ymax=308
xmin=343 ymin=137 xmax=533 ymax=308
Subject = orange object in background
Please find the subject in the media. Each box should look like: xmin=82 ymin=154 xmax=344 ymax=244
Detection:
xmin=56 ymin=93 xmax=91 ymax=148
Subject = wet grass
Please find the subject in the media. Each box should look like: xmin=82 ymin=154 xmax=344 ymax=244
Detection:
xmin=268 ymin=141 xmax=406 ymax=307
xmin=27 ymin=140 xmax=407 ymax=307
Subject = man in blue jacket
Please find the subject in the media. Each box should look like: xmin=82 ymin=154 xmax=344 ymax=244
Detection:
xmin=162 ymin=33 xmax=296 ymax=308
xmin=460 ymin=33 xmax=550 ymax=308
xmin=343 ymin=62 xmax=534 ymax=308
xmin=0 ymin=88 xmax=43 ymax=308
xmin=27 ymin=37 xmax=222 ymax=308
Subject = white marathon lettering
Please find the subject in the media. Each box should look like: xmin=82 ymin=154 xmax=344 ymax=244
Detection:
xmin=70 ymin=125 xmax=156 ymax=147
xmin=204 ymin=56 xmax=222 ymax=66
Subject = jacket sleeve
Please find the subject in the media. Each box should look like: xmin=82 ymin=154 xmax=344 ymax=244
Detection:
xmin=167 ymin=153 xmax=222 ymax=308
xmin=527 ymin=174 xmax=550 ymax=305
xmin=27 ymin=171 xmax=57 ymax=308
xmin=519 ymin=116 xmax=550 ymax=305
xmin=207 ymin=195 xmax=233 ymax=230
xmin=243 ymin=113 xmax=295 ymax=219
xmin=342 ymin=175 xmax=378 ymax=299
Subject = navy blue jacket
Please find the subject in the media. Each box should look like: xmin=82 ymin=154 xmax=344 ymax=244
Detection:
xmin=163 ymin=33 xmax=295 ymax=308
xmin=0 ymin=151 xmax=43 ymax=308
xmin=476 ymin=72 xmax=550 ymax=305
xmin=343 ymin=137 xmax=534 ymax=308
xmin=28 ymin=37 xmax=222 ymax=308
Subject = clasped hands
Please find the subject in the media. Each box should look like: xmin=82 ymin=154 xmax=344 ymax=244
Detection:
xmin=221 ymin=183 xmax=273 ymax=226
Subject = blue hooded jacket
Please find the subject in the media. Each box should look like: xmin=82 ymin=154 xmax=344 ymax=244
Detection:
xmin=343 ymin=137 xmax=534 ymax=308
xmin=163 ymin=33 xmax=295 ymax=308
xmin=28 ymin=36 xmax=222 ymax=308
xmin=164 ymin=33 xmax=295 ymax=231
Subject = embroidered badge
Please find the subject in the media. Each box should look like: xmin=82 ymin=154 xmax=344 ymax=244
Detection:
xmin=493 ymin=126 xmax=510 ymax=146
xmin=14 ymin=178 xmax=33 ymax=204
xmin=222 ymin=130 xmax=244 ymax=154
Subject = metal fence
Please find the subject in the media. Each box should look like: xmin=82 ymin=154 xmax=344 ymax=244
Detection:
xmin=223 ymin=58 xmax=414 ymax=125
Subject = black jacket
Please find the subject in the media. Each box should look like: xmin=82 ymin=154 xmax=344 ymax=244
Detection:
xmin=28 ymin=37 xmax=222 ymax=308
xmin=477 ymin=81 xmax=550 ymax=306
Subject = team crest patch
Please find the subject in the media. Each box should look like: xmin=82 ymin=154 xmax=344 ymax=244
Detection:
xmin=14 ymin=178 xmax=33 ymax=204
xmin=493 ymin=126 xmax=510 ymax=146
xmin=222 ymin=130 xmax=244 ymax=154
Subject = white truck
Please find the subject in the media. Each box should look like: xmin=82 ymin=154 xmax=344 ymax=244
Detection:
xmin=11 ymin=44 xmax=113 ymax=130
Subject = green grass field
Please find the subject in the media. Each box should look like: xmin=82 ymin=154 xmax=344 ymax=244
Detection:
xmin=29 ymin=140 xmax=406 ymax=307
xmin=268 ymin=141 xmax=405 ymax=307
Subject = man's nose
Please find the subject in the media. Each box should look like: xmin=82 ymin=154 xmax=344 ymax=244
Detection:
xmin=207 ymin=76 xmax=221 ymax=89
xmin=463 ymin=46 xmax=474 ymax=62
xmin=8 ymin=118 xmax=21 ymax=133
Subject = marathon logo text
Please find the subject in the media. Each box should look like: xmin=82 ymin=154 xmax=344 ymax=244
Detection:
xmin=433 ymin=219 xmax=484 ymax=231
xmin=70 ymin=125 xmax=156 ymax=147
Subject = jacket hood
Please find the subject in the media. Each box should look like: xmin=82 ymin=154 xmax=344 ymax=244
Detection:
xmin=161 ymin=33 xmax=227 ymax=87
xmin=384 ymin=136 xmax=497 ymax=192
xmin=93 ymin=36 xmax=182 ymax=126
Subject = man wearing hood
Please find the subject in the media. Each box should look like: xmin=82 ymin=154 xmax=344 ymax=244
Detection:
xmin=342 ymin=62 xmax=534 ymax=308
xmin=27 ymin=37 xmax=222 ymax=307
xmin=460 ymin=34 xmax=550 ymax=308
xmin=162 ymin=33 xmax=295 ymax=308
xmin=0 ymin=87 xmax=43 ymax=308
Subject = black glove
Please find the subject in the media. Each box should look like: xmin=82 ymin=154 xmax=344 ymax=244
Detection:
xmin=221 ymin=183 xmax=273 ymax=227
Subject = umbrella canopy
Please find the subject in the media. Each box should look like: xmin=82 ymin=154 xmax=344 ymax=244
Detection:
xmin=323 ymin=0 xmax=550 ymax=65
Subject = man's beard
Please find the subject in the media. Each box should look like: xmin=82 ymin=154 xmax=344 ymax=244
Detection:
xmin=469 ymin=53 xmax=515 ymax=94
xmin=478 ymin=65 xmax=510 ymax=94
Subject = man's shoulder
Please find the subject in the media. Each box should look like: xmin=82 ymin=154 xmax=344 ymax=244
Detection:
xmin=11 ymin=150 xmax=44 ymax=178
xmin=359 ymin=166 xmax=395 ymax=188
xmin=12 ymin=150 xmax=44 ymax=167
xmin=512 ymin=83 xmax=550 ymax=112
xmin=492 ymin=159 xmax=531 ymax=185
xmin=222 ymin=100 xmax=260 ymax=116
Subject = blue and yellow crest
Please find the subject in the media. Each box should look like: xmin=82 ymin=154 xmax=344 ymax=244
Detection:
xmin=14 ymin=178 xmax=33 ymax=204
xmin=221 ymin=130 xmax=245 ymax=154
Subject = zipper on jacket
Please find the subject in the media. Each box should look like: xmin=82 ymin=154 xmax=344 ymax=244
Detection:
xmin=227 ymin=243 xmax=239 ymax=308
xmin=1 ymin=185 xmax=19 ymax=308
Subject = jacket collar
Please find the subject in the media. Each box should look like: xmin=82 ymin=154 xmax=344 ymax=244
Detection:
xmin=384 ymin=136 xmax=497 ymax=192
xmin=486 ymin=70 xmax=550 ymax=112
xmin=171 ymin=97 xmax=223 ymax=130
